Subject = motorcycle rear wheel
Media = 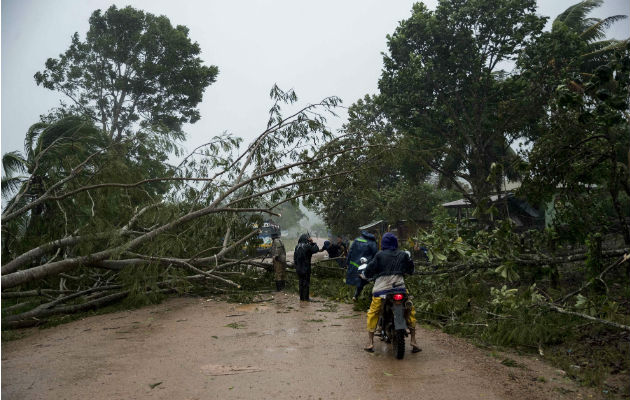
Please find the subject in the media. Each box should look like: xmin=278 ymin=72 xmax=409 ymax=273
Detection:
xmin=393 ymin=329 xmax=405 ymax=359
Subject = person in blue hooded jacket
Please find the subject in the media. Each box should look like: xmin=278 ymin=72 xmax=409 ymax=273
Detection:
xmin=345 ymin=231 xmax=378 ymax=300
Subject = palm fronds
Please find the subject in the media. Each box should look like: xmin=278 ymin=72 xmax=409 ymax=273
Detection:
xmin=2 ymin=151 xmax=27 ymax=177
xmin=580 ymin=15 xmax=628 ymax=42
xmin=553 ymin=0 xmax=604 ymax=34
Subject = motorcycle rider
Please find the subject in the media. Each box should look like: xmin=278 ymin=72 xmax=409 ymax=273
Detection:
xmin=345 ymin=231 xmax=378 ymax=301
xmin=362 ymin=232 xmax=420 ymax=353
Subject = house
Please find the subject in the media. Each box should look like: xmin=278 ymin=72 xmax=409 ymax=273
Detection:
xmin=358 ymin=219 xmax=431 ymax=243
xmin=441 ymin=192 xmax=544 ymax=231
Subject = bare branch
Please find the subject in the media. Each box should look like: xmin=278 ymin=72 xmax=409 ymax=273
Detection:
xmin=545 ymin=303 xmax=630 ymax=332
xmin=557 ymin=253 xmax=630 ymax=304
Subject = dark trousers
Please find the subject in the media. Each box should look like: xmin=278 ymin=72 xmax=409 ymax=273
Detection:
xmin=297 ymin=271 xmax=311 ymax=300
xmin=354 ymin=278 xmax=368 ymax=299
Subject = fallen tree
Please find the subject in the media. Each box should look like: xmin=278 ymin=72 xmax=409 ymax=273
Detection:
xmin=0 ymin=87 xmax=367 ymax=328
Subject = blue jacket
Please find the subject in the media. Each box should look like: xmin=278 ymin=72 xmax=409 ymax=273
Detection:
xmin=345 ymin=231 xmax=378 ymax=286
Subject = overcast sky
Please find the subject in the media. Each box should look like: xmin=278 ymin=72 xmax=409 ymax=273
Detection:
xmin=2 ymin=0 xmax=629 ymax=160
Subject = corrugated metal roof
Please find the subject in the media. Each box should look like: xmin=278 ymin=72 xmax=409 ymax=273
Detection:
xmin=358 ymin=220 xmax=384 ymax=230
xmin=441 ymin=194 xmax=510 ymax=208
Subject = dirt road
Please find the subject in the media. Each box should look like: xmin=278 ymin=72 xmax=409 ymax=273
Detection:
xmin=2 ymin=294 xmax=602 ymax=400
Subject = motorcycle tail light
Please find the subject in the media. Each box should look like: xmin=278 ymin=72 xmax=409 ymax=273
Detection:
xmin=393 ymin=294 xmax=404 ymax=301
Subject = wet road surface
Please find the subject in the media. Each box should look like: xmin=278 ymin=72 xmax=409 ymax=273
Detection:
xmin=2 ymin=294 xmax=601 ymax=399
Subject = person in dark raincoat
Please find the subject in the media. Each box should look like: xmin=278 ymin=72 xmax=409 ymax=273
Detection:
xmin=294 ymin=233 xmax=319 ymax=301
xmin=321 ymin=236 xmax=347 ymax=268
xmin=345 ymin=231 xmax=378 ymax=300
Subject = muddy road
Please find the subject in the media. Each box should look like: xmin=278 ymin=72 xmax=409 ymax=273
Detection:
xmin=2 ymin=294 xmax=602 ymax=400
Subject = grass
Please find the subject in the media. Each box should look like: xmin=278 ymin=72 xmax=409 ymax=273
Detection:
xmin=500 ymin=358 xmax=522 ymax=368
xmin=1 ymin=330 xmax=27 ymax=342
xmin=316 ymin=303 xmax=339 ymax=312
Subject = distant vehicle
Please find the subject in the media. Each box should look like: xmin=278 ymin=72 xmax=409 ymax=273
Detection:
xmin=253 ymin=220 xmax=281 ymax=254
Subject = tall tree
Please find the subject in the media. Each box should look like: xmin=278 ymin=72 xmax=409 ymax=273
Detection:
xmin=378 ymin=0 xmax=545 ymax=222
xmin=516 ymin=1 xmax=629 ymax=242
xmin=553 ymin=0 xmax=627 ymax=73
xmin=517 ymin=0 xmax=628 ymax=128
xmin=521 ymin=45 xmax=630 ymax=243
xmin=1 ymin=116 xmax=107 ymax=218
xmin=34 ymin=5 xmax=218 ymax=148
xmin=307 ymin=95 xmax=457 ymax=235
xmin=1 ymin=116 xmax=108 ymax=260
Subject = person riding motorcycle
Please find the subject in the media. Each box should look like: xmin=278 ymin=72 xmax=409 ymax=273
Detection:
xmin=362 ymin=232 xmax=420 ymax=353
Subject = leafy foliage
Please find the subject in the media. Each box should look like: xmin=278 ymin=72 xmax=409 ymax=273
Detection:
xmin=407 ymin=212 xmax=629 ymax=387
xmin=308 ymin=95 xmax=459 ymax=235
xmin=34 ymin=5 xmax=218 ymax=147
xmin=520 ymin=42 xmax=630 ymax=243
xmin=378 ymin=0 xmax=546 ymax=219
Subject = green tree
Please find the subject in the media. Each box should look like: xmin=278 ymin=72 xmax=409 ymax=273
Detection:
xmin=275 ymin=201 xmax=306 ymax=231
xmin=516 ymin=0 xmax=628 ymax=143
xmin=522 ymin=45 xmax=630 ymax=243
xmin=307 ymin=95 xmax=458 ymax=235
xmin=1 ymin=116 xmax=108 ymax=258
xmin=552 ymin=0 xmax=627 ymax=73
xmin=516 ymin=1 xmax=629 ymax=243
xmin=378 ymin=0 xmax=545 ymax=222
xmin=1 ymin=116 xmax=107 ymax=217
xmin=34 ymin=5 xmax=218 ymax=149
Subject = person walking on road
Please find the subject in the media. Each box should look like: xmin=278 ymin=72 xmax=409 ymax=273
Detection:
xmin=294 ymin=233 xmax=319 ymax=301
xmin=345 ymin=231 xmax=378 ymax=301
xmin=271 ymin=231 xmax=287 ymax=291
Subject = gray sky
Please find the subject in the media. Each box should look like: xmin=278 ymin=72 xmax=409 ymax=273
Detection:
xmin=2 ymin=0 xmax=629 ymax=159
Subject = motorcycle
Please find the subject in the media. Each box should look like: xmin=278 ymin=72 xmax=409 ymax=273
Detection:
xmin=378 ymin=290 xmax=410 ymax=359
xmin=358 ymin=257 xmax=411 ymax=359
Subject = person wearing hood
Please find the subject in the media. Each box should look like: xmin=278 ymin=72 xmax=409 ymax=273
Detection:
xmin=362 ymin=232 xmax=420 ymax=354
xmin=294 ymin=233 xmax=319 ymax=301
xmin=345 ymin=231 xmax=378 ymax=301
xmin=321 ymin=236 xmax=347 ymax=268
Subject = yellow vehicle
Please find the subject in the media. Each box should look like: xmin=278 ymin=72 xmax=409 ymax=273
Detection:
xmin=246 ymin=220 xmax=281 ymax=254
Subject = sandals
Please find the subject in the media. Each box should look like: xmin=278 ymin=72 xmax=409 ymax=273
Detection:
xmin=363 ymin=346 xmax=375 ymax=353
